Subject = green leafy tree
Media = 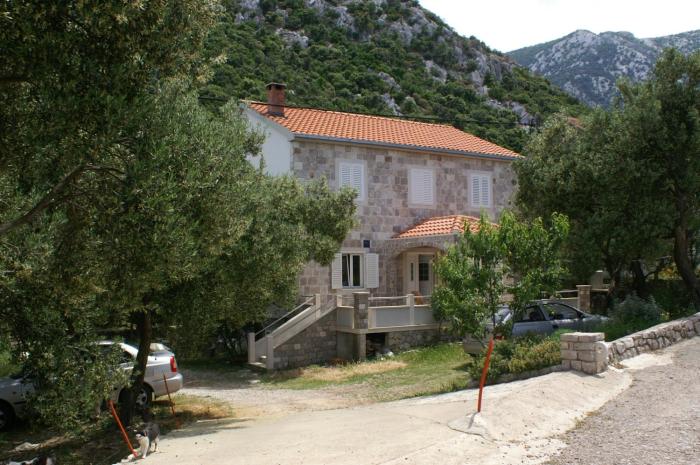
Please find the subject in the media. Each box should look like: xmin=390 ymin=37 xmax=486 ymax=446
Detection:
xmin=517 ymin=49 xmax=699 ymax=304
xmin=0 ymin=1 xmax=356 ymax=429
xmin=433 ymin=212 xmax=569 ymax=340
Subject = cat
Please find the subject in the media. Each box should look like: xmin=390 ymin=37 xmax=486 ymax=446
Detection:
xmin=134 ymin=421 xmax=160 ymax=458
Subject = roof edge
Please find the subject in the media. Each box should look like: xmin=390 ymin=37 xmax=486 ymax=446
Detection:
xmin=293 ymin=133 xmax=520 ymax=161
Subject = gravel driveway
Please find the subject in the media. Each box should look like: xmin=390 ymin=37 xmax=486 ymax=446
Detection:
xmin=548 ymin=337 xmax=700 ymax=465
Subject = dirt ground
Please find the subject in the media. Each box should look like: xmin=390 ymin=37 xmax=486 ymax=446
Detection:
xmin=177 ymin=367 xmax=366 ymax=419
xmin=547 ymin=337 xmax=700 ymax=465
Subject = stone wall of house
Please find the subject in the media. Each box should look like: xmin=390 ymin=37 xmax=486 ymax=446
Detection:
xmin=386 ymin=329 xmax=440 ymax=352
xmin=293 ymin=140 xmax=517 ymax=297
xmin=273 ymin=310 xmax=337 ymax=369
xmin=606 ymin=313 xmax=700 ymax=363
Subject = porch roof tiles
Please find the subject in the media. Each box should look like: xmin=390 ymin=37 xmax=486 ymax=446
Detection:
xmin=393 ymin=215 xmax=484 ymax=239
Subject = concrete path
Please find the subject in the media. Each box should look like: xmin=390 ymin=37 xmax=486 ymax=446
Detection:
xmin=547 ymin=337 xmax=700 ymax=465
xmin=145 ymin=360 xmax=638 ymax=464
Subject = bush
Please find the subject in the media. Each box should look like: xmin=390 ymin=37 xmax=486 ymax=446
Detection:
xmin=649 ymin=279 xmax=695 ymax=320
xmin=466 ymin=334 xmax=561 ymax=382
xmin=611 ymin=293 xmax=661 ymax=326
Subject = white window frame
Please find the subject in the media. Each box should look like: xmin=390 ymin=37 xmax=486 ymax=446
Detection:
xmin=342 ymin=253 xmax=364 ymax=288
xmin=408 ymin=167 xmax=436 ymax=207
xmin=336 ymin=160 xmax=366 ymax=202
xmin=469 ymin=171 xmax=493 ymax=209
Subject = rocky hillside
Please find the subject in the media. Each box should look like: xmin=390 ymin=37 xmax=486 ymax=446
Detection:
xmin=509 ymin=29 xmax=700 ymax=107
xmin=201 ymin=0 xmax=585 ymax=152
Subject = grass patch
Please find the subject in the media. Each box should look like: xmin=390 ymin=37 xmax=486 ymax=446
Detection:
xmin=262 ymin=343 xmax=474 ymax=401
xmin=0 ymin=394 xmax=233 ymax=465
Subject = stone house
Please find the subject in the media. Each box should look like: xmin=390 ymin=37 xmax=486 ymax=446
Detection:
xmin=243 ymin=83 xmax=520 ymax=369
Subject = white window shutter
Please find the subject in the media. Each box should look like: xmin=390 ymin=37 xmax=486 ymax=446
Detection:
xmin=481 ymin=175 xmax=490 ymax=206
xmin=339 ymin=162 xmax=364 ymax=201
xmin=471 ymin=174 xmax=481 ymax=207
xmin=365 ymin=253 xmax=379 ymax=289
xmin=331 ymin=253 xmax=343 ymax=289
xmin=410 ymin=168 xmax=434 ymax=205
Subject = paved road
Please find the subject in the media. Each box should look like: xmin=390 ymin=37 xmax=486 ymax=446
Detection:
xmin=548 ymin=337 xmax=700 ymax=465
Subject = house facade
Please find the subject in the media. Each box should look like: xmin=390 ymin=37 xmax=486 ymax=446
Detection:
xmin=243 ymin=83 xmax=520 ymax=369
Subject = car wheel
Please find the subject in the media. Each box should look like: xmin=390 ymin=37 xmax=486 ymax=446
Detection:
xmin=0 ymin=401 xmax=15 ymax=431
xmin=135 ymin=385 xmax=153 ymax=410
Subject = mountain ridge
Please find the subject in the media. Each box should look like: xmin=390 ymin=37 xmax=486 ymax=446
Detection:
xmin=508 ymin=29 xmax=700 ymax=106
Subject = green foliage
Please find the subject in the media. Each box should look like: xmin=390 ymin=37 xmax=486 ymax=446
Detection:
xmin=500 ymin=211 xmax=570 ymax=316
xmin=649 ymin=279 xmax=695 ymax=319
xmin=517 ymin=49 xmax=700 ymax=305
xmin=433 ymin=212 xmax=569 ymax=338
xmin=466 ymin=334 xmax=561 ymax=382
xmin=198 ymin=3 xmax=586 ymax=152
xmin=432 ymin=215 xmax=505 ymax=340
xmin=0 ymin=0 xmax=356 ymax=429
xmin=611 ymin=294 xmax=662 ymax=327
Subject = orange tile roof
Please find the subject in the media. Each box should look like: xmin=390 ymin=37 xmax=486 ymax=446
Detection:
xmin=394 ymin=215 xmax=489 ymax=239
xmin=246 ymin=102 xmax=520 ymax=159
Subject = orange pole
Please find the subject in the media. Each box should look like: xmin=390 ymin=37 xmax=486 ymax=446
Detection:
xmin=162 ymin=373 xmax=181 ymax=428
xmin=107 ymin=399 xmax=138 ymax=458
xmin=477 ymin=336 xmax=495 ymax=413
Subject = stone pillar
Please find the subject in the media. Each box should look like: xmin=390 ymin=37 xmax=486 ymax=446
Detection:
xmin=247 ymin=332 xmax=256 ymax=364
xmin=266 ymin=334 xmax=275 ymax=370
xmin=353 ymin=292 xmax=369 ymax=362
xmin=561 ymin=332 xmax=607 ymax=374
xmin=577 ymin=285 xmax=592 ymax=312
xmin=353 ymin=292 xmax=369 ymax=329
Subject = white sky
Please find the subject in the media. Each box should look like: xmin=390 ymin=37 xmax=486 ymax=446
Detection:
xmin=418 ymin=0 xmax=700 ymax=52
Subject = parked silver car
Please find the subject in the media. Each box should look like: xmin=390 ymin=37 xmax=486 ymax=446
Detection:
xmin=0 ymin=341 xmax=183 ymax=430
xmin=462 ymin=300 xmax=608 ymax=354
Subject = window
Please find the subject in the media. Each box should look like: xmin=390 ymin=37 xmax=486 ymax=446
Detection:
xmin=331 ymin=252 xmax=379 ymax=289
xmin=409 ymin=168 xmax=435 ymax=206
xmin=338 ymin=161 xmax=365 ymax=202
xmin=543 ymin=303 xmax=581 ymax=320
xmin=514 ymin=306 xmax=546 ymax=322
xmin=342 ymin=254 xmax=363 ymax=288
xmin=470 ymin=173 xmax=491 ymax=208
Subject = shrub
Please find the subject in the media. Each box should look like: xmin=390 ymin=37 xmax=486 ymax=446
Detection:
xmin=611 ymin=293 xmax=661 ymax=326
xmin=466 ymin=334 xmax=561 ymax=382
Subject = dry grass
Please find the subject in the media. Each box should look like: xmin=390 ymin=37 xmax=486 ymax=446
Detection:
xmin=294 ymin=360 xmax=407 ymax=382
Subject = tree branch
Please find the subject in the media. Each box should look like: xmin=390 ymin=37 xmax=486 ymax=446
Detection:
xmin=0 ymin=164 xmax=86 ymax=236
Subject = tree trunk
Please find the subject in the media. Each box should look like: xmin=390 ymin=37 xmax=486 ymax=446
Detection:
xmin=120 ymin=309 xmax=152 ymax=426
xmin=629 ymin=259 xmax=649 ymax=299
xmin=673 ymin=224 xmax=700 ymax=309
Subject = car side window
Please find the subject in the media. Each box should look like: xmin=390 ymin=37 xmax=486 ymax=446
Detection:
xmin=544 ymin=303 xmax=580 ymax=320
xmin=120 ymin=350 xmax=134 ymax=365
xmin=514 ymin=306 xmax=546 ymax=322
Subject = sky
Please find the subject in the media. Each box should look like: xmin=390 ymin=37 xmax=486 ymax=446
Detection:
xmin=418 ymin=0 xmax=700 ymax=52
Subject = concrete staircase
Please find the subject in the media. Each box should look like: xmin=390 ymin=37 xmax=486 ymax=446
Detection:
xmin=248 ymin=294 xmax=336 ymax=370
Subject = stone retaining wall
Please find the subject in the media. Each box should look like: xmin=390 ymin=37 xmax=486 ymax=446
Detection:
xmin=560 ymin=312 xmax=700 ymax=374
xmin=273 ymin=310 xmax=337 ymax=369
xmin=606 ymin=312 xmax=700 ymax=363
xmin=560 ymin=332 xmax=609 ymax=374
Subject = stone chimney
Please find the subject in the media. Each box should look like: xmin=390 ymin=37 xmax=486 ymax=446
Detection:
xmin=266 ymin=82 xmax=286 ymax=117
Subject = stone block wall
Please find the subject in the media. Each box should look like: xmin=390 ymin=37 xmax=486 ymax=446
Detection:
xmin=606 ymin=312 xmax=700 ymax=363
xmin=293 ymin=140 xmax=517 ymax=297
xmin=386 ymin=329 xmax=440 ymax=352
xmin=273 ymin=311 xmax=338 ymax=370
xmin=560 ymin=332 xmax=608 ymax=374
xmin=561 ymin=313 xmax=700 ymax=375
